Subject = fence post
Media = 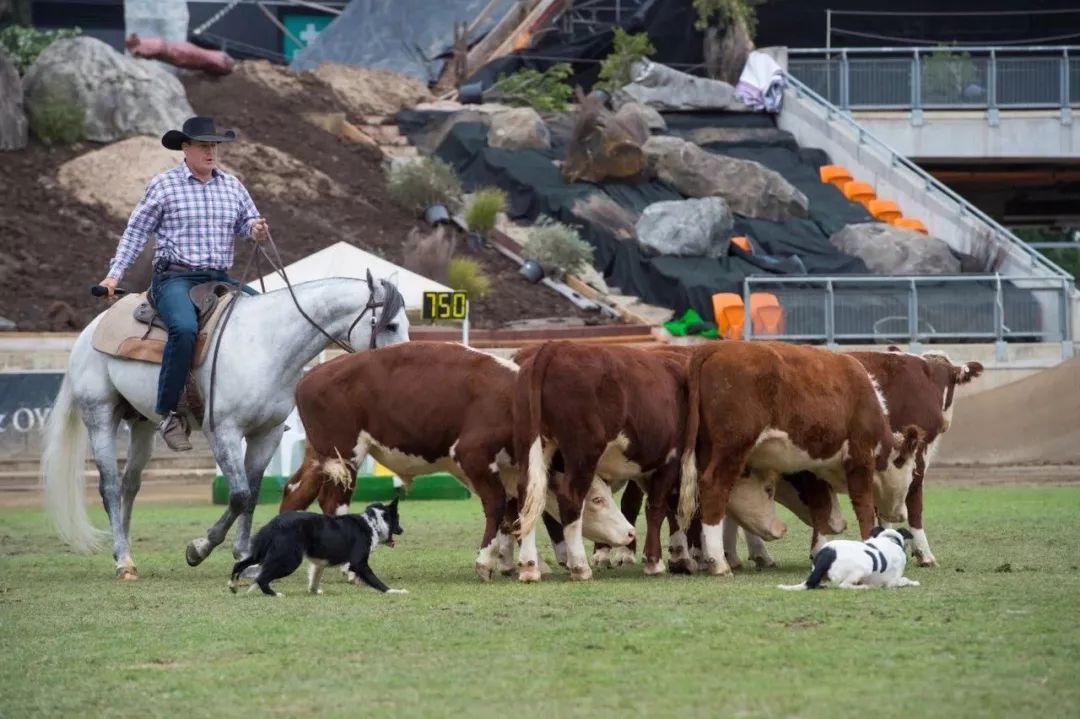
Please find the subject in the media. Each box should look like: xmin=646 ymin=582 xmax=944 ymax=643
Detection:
xmin=908 ymin=279 xmax=922 ymax=353
xmin=841 ymin=49 xmax=850 ymax=111
xmin=987 ymin=49 xmax=999 ymax=126
xmin=1062 ymin=48 xmax=1073 ymax=125
xmin=825 ymin=279 xmax=837 ymax=348
xmin=994 ymin=274 xmax=1007 ymax=362
xmin=1062 ymin=278 xmax=1075 ymax=359
xmin=743 ymin=279 xmax=753 ymax=341
xmin=911 ymin=49 xmax=923 ymax=126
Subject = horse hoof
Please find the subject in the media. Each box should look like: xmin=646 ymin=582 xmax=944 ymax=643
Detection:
xmin=186 ymin=538 xmax=212 ymax=567
xmin=518 ymin=569 xmax=541 ymax=583
xmin=116 ymin=566 xmax=138 ymax=581
xmin=569 ymin=564 xmax=592 ymax=581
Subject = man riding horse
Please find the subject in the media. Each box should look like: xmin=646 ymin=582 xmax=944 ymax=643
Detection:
xmin=97 ymin=116 xmax=269 ymax=452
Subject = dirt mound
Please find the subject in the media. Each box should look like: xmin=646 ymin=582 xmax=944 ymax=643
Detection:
xmin=0 ymin=60 xmax=614 ymax=331
xmin=937 ymin=357 xmax=1080 ymax=465
xmin=313 ymin=62 xmax=434 ymax=116
xmin=56 ymin=136 xmax=178 ymax=220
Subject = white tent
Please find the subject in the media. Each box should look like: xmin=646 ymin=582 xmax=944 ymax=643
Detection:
xmin=247 ymin=240 xmax=454 ymax=309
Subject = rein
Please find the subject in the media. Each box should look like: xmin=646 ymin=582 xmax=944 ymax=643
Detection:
xmin=205 ymin=229 xmax=387 ymax=432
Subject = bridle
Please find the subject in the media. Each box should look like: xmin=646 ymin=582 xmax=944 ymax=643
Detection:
xmin=206 ymin=229 xmax=400 ymax=430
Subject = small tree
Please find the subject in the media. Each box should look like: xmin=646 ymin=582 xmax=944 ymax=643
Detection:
xmin=0 ymin=25 xmax=81 ymax=75
xmin=386 ymin=156 xmax=464 ymax=215
xmin=595 ymin=28 xmax=656 ymax=92
xmin=492 ymin=63 xmax=574 ymax=112
xmin=693 ymin=0 xmax=757 ymax=35
xmin=465 ymin=188 xmax=508 ymax=236
xmin=522 ymin=215 xmax=594 ymax=279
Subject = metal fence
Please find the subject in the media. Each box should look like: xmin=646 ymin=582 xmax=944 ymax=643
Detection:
xmin=741 ymin=275 xmax=1074 ymax=358
xmin=788 ymin=46 xmax=1080 ymax=111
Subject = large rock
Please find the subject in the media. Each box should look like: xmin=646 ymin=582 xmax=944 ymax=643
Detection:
xmin=614 ymin=101 xmax=665 ymax=133
xmin=487 ymin=107 xmax=551 ymax=150
xmin=0 ymin=49 xmax=27 ymax=151
xmin=636 ymin=197 xmax=734 ymax=258
xmin=22 ymin=36 xmax=193 ymax=143
xmin=830 ymin=223 xmax=961 ymax=275
xmin=620 ymin=60 xmax=750 ymax=112
xmin=643 ymin=135 xmax=808 ymax=221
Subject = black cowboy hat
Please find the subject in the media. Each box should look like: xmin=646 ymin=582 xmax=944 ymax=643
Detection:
xmin=161 ymin=116 xmax=237 ymax=151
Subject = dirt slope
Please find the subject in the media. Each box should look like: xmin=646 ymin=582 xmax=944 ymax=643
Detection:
xmin=937 ymin=357 xmax=1080 ymax=465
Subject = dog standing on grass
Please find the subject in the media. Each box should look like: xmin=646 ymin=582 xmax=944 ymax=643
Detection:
xmin=229 ymin=498 xmax=406 ymax=597
xmin=778 ymin=527 xmax=919 ymax=591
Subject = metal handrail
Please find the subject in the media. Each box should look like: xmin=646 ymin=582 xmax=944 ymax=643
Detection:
xmin=782 ymin=71 xmax=1074 ymax=280
xmin=788 ymin=45 xmax=1080 ymax=55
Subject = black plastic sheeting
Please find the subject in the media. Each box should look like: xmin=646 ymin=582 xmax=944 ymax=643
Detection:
xmin=465 ymin=0 xmax=705 ymax=93
xmin=396 ymin=108 xmax=1043 ymax=338
xmin=290 ymin=0 xmax=515 ymax=82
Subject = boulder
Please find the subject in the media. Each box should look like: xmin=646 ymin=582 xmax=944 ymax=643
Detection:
xmin=643 ymin=135 xmax=808 ymax=222
xmin=0 ymin=49 xmax=27 ymax=151
xmin=614 ymin=101 xmax=665 ymax=133
xmin=562 ymin=91 xmax=647 ymax=184
xmin=487 ymin=107 xmax=550 ymax=150
xmin=620 ymin=60 xmax=749 ymax=112
xmin=829 ymin=223 xmax=961 ymax=275
xmin=22 ymin=36 xmax=193 ymax=143
xmin=636 ymin=197 xmax=734 ymax=258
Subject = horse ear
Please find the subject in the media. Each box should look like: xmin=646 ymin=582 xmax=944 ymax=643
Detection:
xmin=388 ymin=270 xmax=400 ymax=287
xmin=365 ymin=268 xmax=374 ymax=290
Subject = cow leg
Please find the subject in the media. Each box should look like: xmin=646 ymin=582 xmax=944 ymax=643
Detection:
xmin=555 ymin=467 xmax=599 ymax=581
xmin=280 ymin=460 xmax=323 ymax=513
xmin=907 ymin=448 xmax=936 ymax=567
xmin=472 ymin=477 xmax=508 ymax=582
xmin=642 ymin=463 xmax=678 ymax=576
xmin=609 ymin=481 xmax=643 ymax=567
xmin=698 ymin=450 xmax=749 ymax=577
xmin=743 ymin=529 xmax=777 ymax=569
xmin=722 ymin=516 xmax=743 ymax=570
xmin=666 ymin=489 xmax=694 ymax=574
xmin=542 ymin=512 xmax=567 ymax=570
xmin=684 ymin=515 xmax=704 ymax=573
xmin=843 ymin=453 xmax=877 ymax=540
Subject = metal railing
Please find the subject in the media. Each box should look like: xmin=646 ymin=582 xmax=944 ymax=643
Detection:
xmin=782 ymin=71 xmax=1074 ymax=280
xmin=741 ymin=275 xmax=1074 ymax=357
xmin=788 ymin=46 xmax=1080 ymax=111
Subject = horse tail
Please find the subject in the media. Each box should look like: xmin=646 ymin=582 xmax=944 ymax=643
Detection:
xmin=517 ymin=342 xmax=557 ymax=540
xmin=42 ymin=374 xmax=103 ymax=552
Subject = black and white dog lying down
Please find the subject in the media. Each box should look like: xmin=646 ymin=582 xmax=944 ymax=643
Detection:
xmin=778 ymin=527 xmax=919 ymax=591
xmin=229 ymin=499 xmax=406 ymax=597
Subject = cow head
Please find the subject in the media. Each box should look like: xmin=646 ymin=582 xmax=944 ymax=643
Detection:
xmin=544 ymin=477 xmax=636 ymax=546
xmin=726 ymin=469 xmax=787 ymax=541
xmin=873 ymin=425 xmax=924 ymax=523
xmin=922 ymin=351 xmax=984 ymax=428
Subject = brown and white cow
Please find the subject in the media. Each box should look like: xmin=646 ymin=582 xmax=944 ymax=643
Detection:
xmin=723 ymin=346 xmax=983 ymax=568
xmin=513 ymin=340 xmax=788 ymax=582
xmin=286 ymin=342 xmax=635 ymax=580
xmin=679 ymin=340 xmax=923 ymax=576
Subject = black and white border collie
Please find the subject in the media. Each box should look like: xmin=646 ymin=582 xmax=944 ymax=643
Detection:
xmin=229 ymin=499 xmax=406 ymax=597
xmin=778 ymin=527 xmax=919 ymax=591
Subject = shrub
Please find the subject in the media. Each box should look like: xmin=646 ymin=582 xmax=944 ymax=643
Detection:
xmin=0 ymin=25 xmax=81 ymax=75
xmin=465 ymin=188 xmax=507 ymax=235
xmin=447 ymin=257 xmax=492 ymax=299
xmin=522 ymin=215 xmax=594 ymax=279
xmin=386 ymin=156 xmax=463 ymax=215
xmin=595 ymin=28 xmax=656 ymax=92
xmin=402 ymin=225 xmax=456 ymax=285
xmin=492 ymin=63 xmax=574 ymax=112
xmin=28 ymin=96 xmax=84 ymax=145
xmin=692 ymin=0 xmax=757 ymax=36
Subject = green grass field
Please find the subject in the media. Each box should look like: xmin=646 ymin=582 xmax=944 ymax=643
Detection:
xmin=2 ymin=485 xmax=1079 ymax=718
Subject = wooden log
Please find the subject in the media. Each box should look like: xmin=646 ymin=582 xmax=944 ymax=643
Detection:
xmin=464 ymin=0 xmax=540 ymax=78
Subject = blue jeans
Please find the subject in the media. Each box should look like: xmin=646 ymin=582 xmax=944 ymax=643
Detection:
xmin=150 ymin=270 xmax=256 ymax=416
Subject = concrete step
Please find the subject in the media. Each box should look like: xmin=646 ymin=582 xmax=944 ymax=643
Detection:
xmin=1 ymin=453 xmax=217 ymax=474
xmin=0 ymin=467 xmax=219 ymax=492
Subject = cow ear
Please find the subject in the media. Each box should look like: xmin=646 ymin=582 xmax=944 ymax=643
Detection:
xmin=870 ymin=526 xmax=885 ymax=538
xmin=897 ymin=527 xmax=914 ymax=540
xmin=959 ymin=361 xmax=984 ymax=383
xmin=887 ymin=345 xmax=902 ymax=353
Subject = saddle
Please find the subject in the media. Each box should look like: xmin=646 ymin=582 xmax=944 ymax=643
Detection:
xmin=90 ymin=281 xmax=237 ymax=367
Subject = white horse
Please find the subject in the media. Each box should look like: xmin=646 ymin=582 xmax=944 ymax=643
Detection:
xmin=42 ymin=275 xmax=409 ymax=579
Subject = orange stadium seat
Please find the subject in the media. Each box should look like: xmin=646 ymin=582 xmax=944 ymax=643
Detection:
xmin=749 ymin=292 xmax=785 ymax=337
xmin=893 ymin=217 xmax=929 ymax=234
xmin=730 ymin=235 xmax=753 ymax=253
xmin=819 ymin=164 xmax=853 ymax=188
xmin=868 ymin=199 xmax=902 ymax=222
xmin=842 ymin=181 xmax=876 ymax=206
xmin=711 ymin=293 xmax=745 ymax=340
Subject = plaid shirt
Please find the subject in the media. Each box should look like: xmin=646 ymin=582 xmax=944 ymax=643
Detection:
xmin=107 ymin=162 xmax=261 ymax=280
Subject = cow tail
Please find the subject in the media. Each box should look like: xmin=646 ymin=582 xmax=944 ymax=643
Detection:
xmin=517 ymin=342 xmax=557 ymax=540
xmin=678 ymin=346 xmax=709 ymax=531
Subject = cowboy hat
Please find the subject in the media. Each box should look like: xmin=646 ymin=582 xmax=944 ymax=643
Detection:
xmin=161 ymin=116 xmax=237 ymax=151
